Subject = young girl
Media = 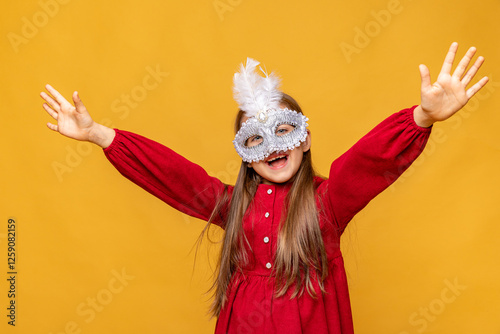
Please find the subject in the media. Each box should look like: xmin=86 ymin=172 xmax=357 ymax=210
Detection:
xmin=40 ymin=42 xmax=488 ymax=333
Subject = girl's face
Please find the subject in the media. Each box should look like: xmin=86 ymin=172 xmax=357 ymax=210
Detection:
xmin=241 ymin=114 xmax=311 ymax=185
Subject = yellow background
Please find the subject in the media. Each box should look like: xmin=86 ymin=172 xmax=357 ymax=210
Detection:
xmin=1 ymin=0 xmax=499 ymax=333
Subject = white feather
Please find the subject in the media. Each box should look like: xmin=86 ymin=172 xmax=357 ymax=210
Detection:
xmin=259 ymin=67 xmax=282 ymax=111
xmin=233 ymin=57 xmax=283 ymax=118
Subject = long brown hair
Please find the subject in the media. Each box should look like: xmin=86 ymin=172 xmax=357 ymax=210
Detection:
xmin=194 ymin=93 xmax=328 ymax=319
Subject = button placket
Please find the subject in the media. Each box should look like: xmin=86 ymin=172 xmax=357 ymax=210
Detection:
xmin=263 ymin=186 xmax=274 ymax=270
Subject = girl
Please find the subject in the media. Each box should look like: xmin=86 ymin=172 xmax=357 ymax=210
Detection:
xmin=40 ymin=42 xmax=488 ymax=333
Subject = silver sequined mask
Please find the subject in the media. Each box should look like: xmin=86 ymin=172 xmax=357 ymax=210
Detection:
xmin=233 ymin=108 xmax=309 ymax=163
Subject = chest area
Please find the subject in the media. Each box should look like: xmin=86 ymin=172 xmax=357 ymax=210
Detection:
xmin=240 ymin=186 xmax=339 ymax=257
xmin=241 ymin=187 xmax=283 ymax=252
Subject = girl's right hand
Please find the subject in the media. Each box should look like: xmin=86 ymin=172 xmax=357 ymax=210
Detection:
xmin=41 ymin=84 xmax=115 ymax=148
xmin=41 ymin=84 xmax=95 ymax=141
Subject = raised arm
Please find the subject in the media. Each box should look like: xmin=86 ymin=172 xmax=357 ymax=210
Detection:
xmin=103 ymin=129 xmax=231 ymax=226
xmin=40 ymin=84 xmax=115 ymax=148
xmin=323 ymin=106 xmax=431 ymax=232
xmin=41 ymin=85 xmax=231 ymax=227
xmin=322 ymin=42 xmax=488 ymax=232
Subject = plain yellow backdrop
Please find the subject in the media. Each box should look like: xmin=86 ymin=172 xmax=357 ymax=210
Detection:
xmin=1 ymin=0 xmax=499 ymax=333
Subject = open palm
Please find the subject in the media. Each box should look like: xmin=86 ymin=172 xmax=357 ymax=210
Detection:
xmin=419 ymin=42 xmax=489 ymax=123
xmin=40 ymin=84 xmax=95 ymax=141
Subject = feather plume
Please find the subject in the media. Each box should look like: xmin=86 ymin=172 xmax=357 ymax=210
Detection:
xmin=233 ymin=58 xmax=283 ymax=118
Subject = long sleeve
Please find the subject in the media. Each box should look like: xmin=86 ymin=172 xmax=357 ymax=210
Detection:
xmin=323 ymin=105 xmax=432 ymax=233
xmin=103 ymin=129 xmax=231 ymax=227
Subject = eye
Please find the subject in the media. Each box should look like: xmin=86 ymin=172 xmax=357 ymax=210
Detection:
xmin=245 ymin=135 xmax=263 ymax=147
xmin=275 ymin=124 xmax=295 ymax=136
xmin=252 ymin=135 xmax=262 ymax=141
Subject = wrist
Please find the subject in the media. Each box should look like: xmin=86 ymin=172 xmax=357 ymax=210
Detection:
xmin=413 ymin=105 xmax=435 ymax=128
xmin=88 ymin=123 xmax=115 ymax=148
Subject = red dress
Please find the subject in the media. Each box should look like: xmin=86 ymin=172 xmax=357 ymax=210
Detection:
xmin=103 ymin=105 xmax=431 ymax=333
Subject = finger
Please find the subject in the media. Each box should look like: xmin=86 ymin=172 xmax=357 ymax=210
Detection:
xmin=46 ymin=122 xmax=58 ymax=132
xmin=45 ymin=84 xmax=69 ymax=105
xmin=462 ymin=56 xmax=485 ymax=87
xmin=72 ymin=91 xmax=86 ymax=113
xmin=42 ymin=103 xmax=58 ymax=120
xmin=452 ymin=46 xmax=476 ymax=79
xmin=466 ymin=76 xmax=489 ymax=99
xmin=419 ymin=64 xmax=432 ymax=91
xmin=439 ymin=42 xmax=459 ymax=75
xmin=40 ymin=92 xmax=61 ymax=112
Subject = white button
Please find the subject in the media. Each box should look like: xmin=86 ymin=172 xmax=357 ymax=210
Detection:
xmin=267 ymin=189 xmax=272 ymax=195
xmin=266 ymin=262 xmax=272 ymax=269
xmin=263 ymin=237 xmax=269 ymax=243
xmin=265 ymin=212 xmax=270 ymax=218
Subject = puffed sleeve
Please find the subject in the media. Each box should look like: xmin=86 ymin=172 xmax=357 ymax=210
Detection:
xmin=320 ymin=105 xmax=432 ymax=234
xmin=103 ymin=129 xmax=232 ymax=227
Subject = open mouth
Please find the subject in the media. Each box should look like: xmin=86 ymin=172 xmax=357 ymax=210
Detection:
xmin=265 ymin=152 xmax=289 ymax=169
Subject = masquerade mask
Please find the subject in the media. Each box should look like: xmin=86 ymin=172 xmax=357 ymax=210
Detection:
xmin=232 ymin=58 xmax=309 ymax=163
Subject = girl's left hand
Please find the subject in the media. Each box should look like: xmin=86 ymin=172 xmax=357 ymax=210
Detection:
xmin=414 ymin=42 xmax=489 ymax=128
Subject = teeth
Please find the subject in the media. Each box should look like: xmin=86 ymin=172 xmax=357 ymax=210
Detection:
xmin=267 ymin=155 xmax=286 ymax=162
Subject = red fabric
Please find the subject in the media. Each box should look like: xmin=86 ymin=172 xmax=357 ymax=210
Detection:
xmin=103 ymin=105 xmax=431 ymax=333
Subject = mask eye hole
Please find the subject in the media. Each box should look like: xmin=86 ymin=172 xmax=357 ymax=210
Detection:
xmin=275 ymin=124 xmax=295 ymax=136
xmin=245 ymin=134 xmax=263 ymax=147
